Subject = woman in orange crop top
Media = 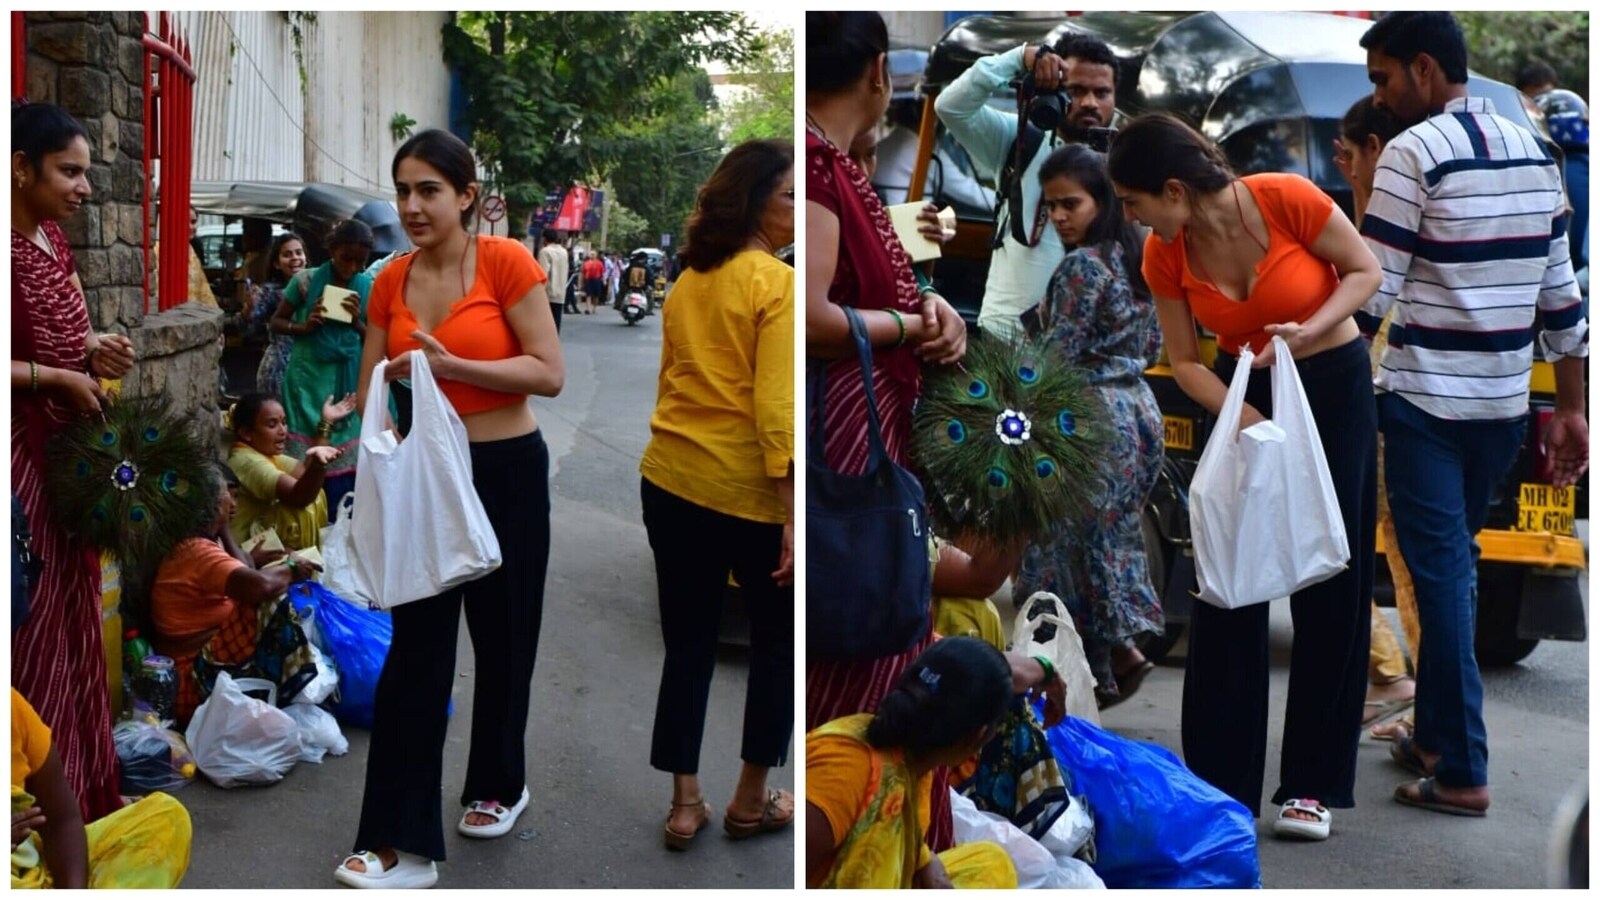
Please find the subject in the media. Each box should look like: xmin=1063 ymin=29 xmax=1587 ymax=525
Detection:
xmin=1108 ymin=114 xmax=1381 ymax=843
xmin=336 ymin=129 xmax=563 ymax=891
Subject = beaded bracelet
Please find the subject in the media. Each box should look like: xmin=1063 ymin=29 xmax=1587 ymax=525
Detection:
xmin=887 ymin=309 xmax=906 ymax=348
xmin=29 ymin=361 xmax=39 ymax=392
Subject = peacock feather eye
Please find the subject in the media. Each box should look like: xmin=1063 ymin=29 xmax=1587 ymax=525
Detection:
xmin=1034 ymin=456 xmax=1057 ymax=479
xmin=98 ymin=429 xmax=118 ymax=447
xmin=986 ymin=467 xmax=1011 ymax=490
xmin=74 ymin=459 xmax=92 ymax=478
xmin=90 ymin=503 xmax=109 ymax=523
xmin=946 ymin=420 xmax=967 ymax=443
xmin=160 ymin=470 xmax=180 ymax=492
xmin=966 ymin=378 xmax=990 ymax=400
xmin=128 ymin=504 xmax=148 ymax=525
xmin=1057 ymin=410 xmax=1077 ymax=437
xmin=142 ymin=426 xmax=161 ymax=442
xmin=1017 ymin=365 xmax=1039 ymax=386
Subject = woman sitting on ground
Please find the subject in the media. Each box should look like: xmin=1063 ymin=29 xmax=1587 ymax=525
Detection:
xmin=226 ymin=392 xmax=354 ymax=551
xmin=807 ymin=637 xmax=1064 ymax=889
xmin=147 ymin=464 xmax=318 ymax=726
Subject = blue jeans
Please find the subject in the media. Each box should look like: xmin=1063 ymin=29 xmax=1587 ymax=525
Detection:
xmin=1378 ymin=393 xmax=1525 ymax=788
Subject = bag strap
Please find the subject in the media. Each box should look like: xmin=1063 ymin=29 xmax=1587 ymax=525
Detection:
xmin=842 ymin=306 xmax=892 ymax=473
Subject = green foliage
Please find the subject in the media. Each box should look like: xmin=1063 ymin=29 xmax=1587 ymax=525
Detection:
xmin=389 ymin=112 xmax=417 ymax=144
xmin=723 ymin=27 xmax=795 ymax=144
xmin=607 ymin=70 xmax=724 ymax=251
xmin=605 ymin=202 xmax=652 ymax=253
xmin=911 ymin=333 xmax=1111 ymax=545
xmin=442 ymin=12 xmax=760 ymax=232
xmin=1457 ymin=12 xmax=1588 ymax=101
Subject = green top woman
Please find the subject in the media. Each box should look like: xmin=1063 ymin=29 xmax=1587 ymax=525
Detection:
xmin=269 ymin=218 xmax=374 ymax=510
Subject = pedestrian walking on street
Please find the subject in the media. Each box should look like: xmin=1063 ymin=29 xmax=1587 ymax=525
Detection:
xmin=537 ymin=229 xmax=568 ymax=333
xmin=249 ymin=232 xmax=308 ymax=398
xmin=641 ymin=138 xmax=796 ymax=851
xmin=335 ymin=128 xmax=564 ymax=890
xmin=1108 ymin=112 xmax=1383 ymax=841
xmin=1356 ymin=12 xmax=1588 ymax=818
xmin=11 ymin=99 xmax=137 ymax=822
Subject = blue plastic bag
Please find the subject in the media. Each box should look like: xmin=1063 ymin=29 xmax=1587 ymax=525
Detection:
xmin=1045 ymin=716 xmax=1260 ymax=889
xmin=290 ymin=582 xmax=391 ymax=728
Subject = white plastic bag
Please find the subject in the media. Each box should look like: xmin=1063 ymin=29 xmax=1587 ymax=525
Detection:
xmin=1012 ymin=592 xmax=1100 ymax=725
xmin=293 ymin=643 xmax=340 ymax=706
xmin=1039 ymin=793 xmax=1096 ymax=862
xmin=949 ymin=789 xmax=1105 ymax=889
xmin=185 ymin=672 xmax=302 ymax=788
xmin=282 ymin=703 xmax=349 ymax=764
xmin=344 ymin=351 xmax=502 ymax=609
xmin=319 ymin=492 xmax=373 ymax=606
xmin=1189 ymin=336 xmax=1349 ymax=609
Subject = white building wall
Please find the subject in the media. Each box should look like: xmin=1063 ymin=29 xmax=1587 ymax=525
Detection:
xmin=163 ymin=11 xmax=450 ymax=191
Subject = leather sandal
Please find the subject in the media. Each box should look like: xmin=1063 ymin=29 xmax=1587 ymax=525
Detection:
xmin=1389 ymin=725 xmax=1436 ymax=778
xmin=663 ymin=799 xmax=712 ymax=851
xmin=724 ymin=788 xmax=795 ymax=840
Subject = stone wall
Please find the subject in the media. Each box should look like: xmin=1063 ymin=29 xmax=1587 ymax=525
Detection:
xmin=24 ymin=11 xmax=222 ymax=427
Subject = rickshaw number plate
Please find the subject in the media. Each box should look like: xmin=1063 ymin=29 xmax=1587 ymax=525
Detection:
xmin=1516 ymin=483 xmax=1575 ymax=535
xmin=1164 ymin=416 xmax=1194 ymax=451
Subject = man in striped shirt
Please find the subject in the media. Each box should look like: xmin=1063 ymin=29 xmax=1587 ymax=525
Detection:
xmin=1358 ymin=12 xmax=1588 ymax=818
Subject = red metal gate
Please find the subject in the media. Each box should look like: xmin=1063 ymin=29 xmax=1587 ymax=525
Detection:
xmin=143 ymin=13 xmax=196 ymax=312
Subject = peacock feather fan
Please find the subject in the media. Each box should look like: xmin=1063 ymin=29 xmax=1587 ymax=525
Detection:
xmin=44 ymin=396 xmax=218 ymax=567
xmin=911 ymin=332 xmax=1110 ymax=544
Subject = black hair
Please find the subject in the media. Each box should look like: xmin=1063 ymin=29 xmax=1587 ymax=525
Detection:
xmin=866 ymin=637 xmax=1011 ymax=759
xmin=1359 ymin=12 xmax=1468 ymax=85
xmin=542 ymin=228 xmax=560 ymax=244
xmin=324 ymin=218 xmax=374 ymax=251
xmin=681 ymin=138 xmax=793 ymax=273
xmin=214 ymin=460 xmax=240 ymax=490
xmin=807 ymin=11 xmax=888 ymax=94
xmin=392 ymin=128 xmax=479 ymax=229
xmin=1516 ymin=60 xmax=1559 ymax=93
xmin=267 ymin=231 xmax=306 ymax=285
xmin=1106 ymin=112 xmax=1233 ymax=200
xmin=11 ymin=100 xmax=89 ymax=174
xmin=230 ymin=392 xmax=282 ymax=439
xmin=1340 ymin=94 xmax=1403 ymax=148
xmin=1038 ymin=144 xmax=1147 ymax=295
xmin=1054 ymin=34 xmax=1120 ymax=91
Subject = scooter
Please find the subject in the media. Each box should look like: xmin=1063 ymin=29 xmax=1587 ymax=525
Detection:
xmin=620 ymin=291 xmax=649 ymax=325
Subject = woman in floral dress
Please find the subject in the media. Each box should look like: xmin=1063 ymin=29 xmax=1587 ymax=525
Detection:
xmin=1015 ymin=145 xmax=1165 ymax=708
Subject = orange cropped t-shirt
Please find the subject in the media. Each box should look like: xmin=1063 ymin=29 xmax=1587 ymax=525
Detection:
xmin=1143 ymin=172 xmax=1339 ymax=356
xmin=369 ymin=235 xmax=548 ymax=416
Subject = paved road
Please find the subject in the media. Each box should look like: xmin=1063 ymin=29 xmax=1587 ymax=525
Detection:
xmin=997 ymin=521 xmax=1588 ymax=889
xmin=181 ymin=308 xmax=794 ymax=889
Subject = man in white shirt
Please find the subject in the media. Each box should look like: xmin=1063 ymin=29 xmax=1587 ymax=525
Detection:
xmin=537 ymin=229 xmax=569 ymax=333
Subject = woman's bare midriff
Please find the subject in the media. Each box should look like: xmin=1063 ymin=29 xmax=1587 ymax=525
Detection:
xmin=1297 ymin=316 xmax=1362 ymax=360
xmin=459 ymin=400 xmax=539 ymax=443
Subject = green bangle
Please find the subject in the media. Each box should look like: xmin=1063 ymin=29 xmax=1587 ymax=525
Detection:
xmin=1032 ymin=654 xmax=1056 ymax=687
xmin=887 ymin=309 xmax=906 ymax=348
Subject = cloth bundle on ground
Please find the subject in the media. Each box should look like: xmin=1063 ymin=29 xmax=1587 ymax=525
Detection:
xmin=1045 ymin=716 xmax=1260 ymax=889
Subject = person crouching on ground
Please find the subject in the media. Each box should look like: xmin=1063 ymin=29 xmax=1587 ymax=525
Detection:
xmin=226 ymin=392 xmax=353 ymax=550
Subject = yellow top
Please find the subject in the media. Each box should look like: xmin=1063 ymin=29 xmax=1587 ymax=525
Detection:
xmin=227 ymin=444 xmax=328 ymax=551
xmin=10 ymin=690 xmax=49 ymax=789
xmin=640 ymin=250 xmax=794 ymax=524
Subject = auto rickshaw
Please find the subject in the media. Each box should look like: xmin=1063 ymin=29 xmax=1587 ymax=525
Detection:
xmin=905 ymin=11 xmax=1587 ymax=665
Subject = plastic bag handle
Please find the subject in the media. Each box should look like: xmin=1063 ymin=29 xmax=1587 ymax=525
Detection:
xmin=360 ymin=356 xmax=394 ymax=442
xmin=1215 ymin=342 xmax=1256 ymax=442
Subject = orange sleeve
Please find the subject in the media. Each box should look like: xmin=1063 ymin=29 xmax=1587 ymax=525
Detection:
xmin=1142 ymin=231 xmax=1183 ymax=299
xmin=805 ymin=732 xmax=874 ymax=850
xmin=1261 ymin=173 xmax=1336 ymax=248
xmin=11 ymin=688 xmax=50 ymax=786
xmin=490 ymin=238 xmax=546 ymax=311
xmin=187 ymin=538 xmax=247 ymax=595
xmin=369 ymin=261 xmax=402 ymax=330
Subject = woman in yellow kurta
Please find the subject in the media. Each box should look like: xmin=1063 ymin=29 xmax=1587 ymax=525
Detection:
xmin=11 ymin=689 xmax=191 ymax=889
xmin=806 ymin=637 xmax=1020 ymax=889
xmin=226 ymin=392 xmax=353 ymax=550
xmin=638 ymin=139 xmax=796 ymax=849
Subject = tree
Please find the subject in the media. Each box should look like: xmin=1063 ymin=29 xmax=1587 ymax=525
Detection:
xmin=608 ymin=70 xmax=724 ymax=253
xmin=721 ymin=27 xmax=795 ymax=144
xmin=442 ymin=12 xmax=760 ymax=236
xmin=605 ymin=202 xmax=651 ymax=253
xmin=1456 ymin=12 xmax=1588 ymax=101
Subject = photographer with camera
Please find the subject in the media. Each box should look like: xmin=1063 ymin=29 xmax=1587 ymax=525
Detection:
xmin=935 ymin=34 xmax=1119 ymax=339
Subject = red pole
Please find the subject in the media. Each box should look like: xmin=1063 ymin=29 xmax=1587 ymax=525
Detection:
xmin=178 ymin=33 xmax=192 ymax=311
xmin=142 ymin=13 xmax=153 ymax=310
xmin=12 ymin=13 xmax=26 ymax=100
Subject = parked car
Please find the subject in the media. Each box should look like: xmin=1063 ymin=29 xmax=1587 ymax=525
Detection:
xmin=908 ymin=11 xmax=1587 ymax=666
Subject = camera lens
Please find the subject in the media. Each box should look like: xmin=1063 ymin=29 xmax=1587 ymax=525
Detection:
xmin=1028 ymin=92 xmax=1066 ymax=131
